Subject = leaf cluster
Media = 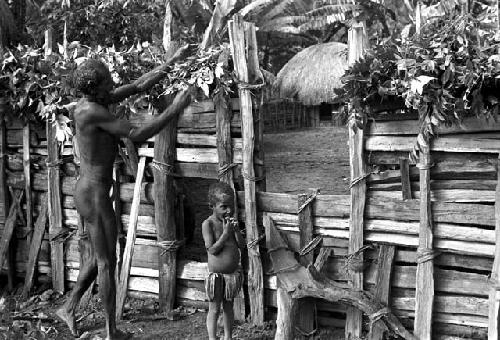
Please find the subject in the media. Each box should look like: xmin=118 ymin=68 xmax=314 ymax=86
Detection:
xmin=0 ymin=42 xmax=233 ymax=144
xmin=337 ymin=13 xmax=500 ymax=160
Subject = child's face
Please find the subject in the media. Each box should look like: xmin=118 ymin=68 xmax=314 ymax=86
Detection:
xmin=212 ymin=194 xmax=234 ymax=220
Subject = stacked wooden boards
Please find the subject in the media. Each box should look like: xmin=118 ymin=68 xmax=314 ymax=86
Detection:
xmin=0 ymin=99 xmax=247 ymax=301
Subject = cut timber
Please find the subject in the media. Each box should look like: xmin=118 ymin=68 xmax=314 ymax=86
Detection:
xmin=138 ymin=147 xmax=245 ymax=164
xmin=23 ymin=124 xmax=33 ymax=243
xmin=400 ymin=158 xmax=412 ymax=199
xmin=263 ymin=214 xmax=416 ymax=340
xmin=116 ymin=156 xmax=146 ymax=320
xmin=368 ymin=245 xmax=395 ymax=340
xmin=367 ymin=116 xmax=500 ymax=136
xmin=365 ymin=134 xmax=500 ymax=153
xmin=488 ymin=154 xmax=500 ymax=339
xmin=297 ymin=192 xmax=316 ymax=335
xmin=47 ymin=119 xmax=65 ymax=293
xmin=215 ymin=95 xmax=245 ymax=321
xmin=414 ymin=146 xmax=434 ymax=340
xmin=0 ymin=191 xmax=22 ymax=274
xmin=229 ymin=15 xmax=264 ymax=325
xmin=0 ymin=104 xmax=12 ymax=287
xmin=153 ymin=113 xmax=179 ymax=313
xmin=347 ymin=109 xmax=366 ymax=338
xmin=22 ymin=196 xmax=48 ymax=297
xmin=276 ymin=286 xmax=297 ymax=340
xmin=129 ymin=107 xmax=241 ymax=132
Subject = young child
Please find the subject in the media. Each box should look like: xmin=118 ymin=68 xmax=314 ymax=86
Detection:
xmin=202 ymin=182 xmax=246 ymax=340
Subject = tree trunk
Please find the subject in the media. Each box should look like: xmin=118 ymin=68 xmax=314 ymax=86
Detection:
xmin=0 ymin=0 xmax=16 ymax=50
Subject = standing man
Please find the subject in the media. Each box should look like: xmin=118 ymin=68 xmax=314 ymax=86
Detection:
xmin=56 ymin=46 xmax=192 ymax=340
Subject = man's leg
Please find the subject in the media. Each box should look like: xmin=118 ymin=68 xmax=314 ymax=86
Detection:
xmin=56 ymin=231 xmax=97 ymax=336
xmin=87 ymin=202 xmax=129 ymax=340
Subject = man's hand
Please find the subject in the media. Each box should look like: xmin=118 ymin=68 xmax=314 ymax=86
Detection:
xmin=171 ymin=88 xmax=193 ymax=110
xmin=169 ymin=44 xmax=193 ymax=64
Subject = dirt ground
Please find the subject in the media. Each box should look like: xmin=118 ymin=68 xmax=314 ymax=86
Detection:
xmin=0 ymin=126 xmax=350 ymax=339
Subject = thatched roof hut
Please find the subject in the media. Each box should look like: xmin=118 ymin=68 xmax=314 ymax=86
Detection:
xmin=274 ymin=42 xmax=348 ymax=106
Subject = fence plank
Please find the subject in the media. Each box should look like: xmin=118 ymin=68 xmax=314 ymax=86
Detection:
xmin=368 ymin=245 xmax=396 ymax=340
xmin=488 ymin=155 xmax=500 ymax=338
xmin=22 ymin=196 xmax=48 ymax=297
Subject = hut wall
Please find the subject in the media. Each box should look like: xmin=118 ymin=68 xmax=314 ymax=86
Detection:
xmin=261 ymin=99 xmax=319 ymax=132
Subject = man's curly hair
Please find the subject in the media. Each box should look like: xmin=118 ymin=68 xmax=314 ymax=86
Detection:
xmin=73 ymin=59 xmax=110 ymax=95
xmin=208 ymin=182 xmax=234 ymax=206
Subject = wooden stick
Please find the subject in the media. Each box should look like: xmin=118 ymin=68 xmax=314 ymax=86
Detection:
xmin=22 ymin=195 xmax=48 ymax=298
xmin=399 ymin=158 xmax=412 ymax=200
xmin=0 ymin=100 xmax=13 ymax=289
xmin=116 ymin=156 xmax=146 ymax=319
xmin=0 ymin=191 xmax=22 ymax=274
xmin=23 ymin=123 xmax=33 ymax=243
xmin=229 ymin=15 xmax=264 ymax=325
xmin=346 ymin=17 xmax=367 ymax=340
xmin=215 ymin=95 xmax=245 ymax=321
xmin=297 ymin=192 xmax=316 ymax=335
xmin=368 ymin=245 xmax=396 ymax=340
xmin=44 ymin=28 xmax=64 ymax=294
xmin=314 ymin=248 xmax=332 ymax=273
xmin=488 ymin=154 xmax=500 ymax=338
xmin=153 ymin=114 xmax=179 ymax=313
xmin=414 ymin=145 xmax=434 ymax=340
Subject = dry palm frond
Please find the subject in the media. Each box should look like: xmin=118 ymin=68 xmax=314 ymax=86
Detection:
xmin=274 ymin=42 xmax=348 ymax=105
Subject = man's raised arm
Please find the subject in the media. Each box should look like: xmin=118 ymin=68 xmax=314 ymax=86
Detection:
xmin=109 ymin=44 xmax=191 ymax=103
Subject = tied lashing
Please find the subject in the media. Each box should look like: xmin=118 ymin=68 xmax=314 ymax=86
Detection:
xmin=152 ymin=159 xmax=179 ymax=177
xmin=155 ymin=239 xmax=185 ymax=256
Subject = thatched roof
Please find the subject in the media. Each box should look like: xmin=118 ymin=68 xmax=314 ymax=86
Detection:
xmin=274 ymin=42 xmax=348 ymax=106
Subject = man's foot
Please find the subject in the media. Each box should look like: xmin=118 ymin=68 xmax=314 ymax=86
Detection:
xmin=106 ymin=329 xmax=132 ymax=340
xmin=55 ymin=307 xmax=78 ymax=337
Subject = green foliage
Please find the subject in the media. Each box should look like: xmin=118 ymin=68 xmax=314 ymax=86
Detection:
xmin=338 ymin=13 xmax=500 ymax=160
xmin=0 ymin=42 xmax=233 ymax=145
xmin=28 ymin=0 xmax=165 ymax=48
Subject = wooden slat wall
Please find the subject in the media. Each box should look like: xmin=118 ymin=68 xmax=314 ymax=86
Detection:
xmin=5 ymin=110 xmax=500 ymax=339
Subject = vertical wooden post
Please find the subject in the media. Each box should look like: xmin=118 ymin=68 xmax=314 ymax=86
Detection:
xmin=297 ymin=192 xmax=316 ymax=335
xmin=22 ymin=197 xmax=48 ymax=298
xmin=0 ymin=99 xmax=13 ymax=288
xmin=23 ymin=123 xmax=33 ymax=243
xmin=117 ymin=156 xmax=146 ymax=319
xmin=400 ymin=158 xmax=412 ymax=200
xmin=153 ymin=116 xmax=180 ymax=313
xmin=367 ymin=245 xmax=396 ymax=340
xmin=346 ymin=17 xmax=367 ymax=340
xmin=488 ymin=154 xmax=500 ymax=339
xmin=45 ymin=28 xmax=64 ymax=293
xmin=244 ymin=23 xmax=266 ymax=192
xmin=229 ymin=15 xmax=264 ymax=325
xmin=276 ymin=285 xmax=297 ymax=340
xmin=215 ymin=95 xmax=245 ymax=321
xmin=113 ymin=162 xmax=124 ymax=280
xmin=264 ymin=214 xmax=296 ymax=340
xmin=414 ymin=144 xmax=434 ymax=340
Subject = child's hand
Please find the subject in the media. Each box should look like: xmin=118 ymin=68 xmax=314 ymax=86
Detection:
xmin=223 ymin=216 xmax=235 ymax=234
